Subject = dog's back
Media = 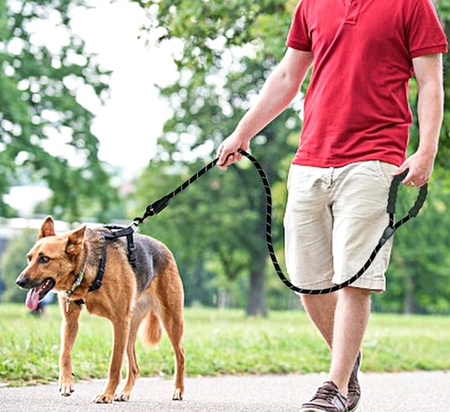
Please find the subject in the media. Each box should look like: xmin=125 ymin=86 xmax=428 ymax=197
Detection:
xmin=124 ymin=233 xmax=175 ymax=292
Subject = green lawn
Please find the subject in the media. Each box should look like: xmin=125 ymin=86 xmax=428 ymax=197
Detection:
xmin=0 ymin=304 xmax=449 ymax=386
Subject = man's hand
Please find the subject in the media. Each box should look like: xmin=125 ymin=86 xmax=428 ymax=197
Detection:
xmin=392 ymin=150 xmax=435 ymax=187
xmin=216 ymin=133 xmax=250 ymax=170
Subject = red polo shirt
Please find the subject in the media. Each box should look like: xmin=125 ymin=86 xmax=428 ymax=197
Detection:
xmin=287 ymin=0 xmax=447 ymax=167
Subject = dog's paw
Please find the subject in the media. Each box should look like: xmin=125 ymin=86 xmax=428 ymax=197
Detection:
xmin=58 ymin=379 xmax=74 ymax=397
xmin=114 ymin=392 xmax=131 ymax=402
xmin=172 ymin=388 xmax=183 ymax=401
xmin=93 ymin=393 xmax=114 ymax=404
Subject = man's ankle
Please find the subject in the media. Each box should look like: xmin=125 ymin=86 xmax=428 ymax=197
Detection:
xmin=327 ymin=376 xmax=348 ymax=397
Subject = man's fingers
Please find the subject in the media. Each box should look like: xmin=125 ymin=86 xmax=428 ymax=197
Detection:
xmin=216 ymin=146 xmax=228 ymax=166
xmin=392 ymin=163 xmax=416 ymax=185
xmin=217 ymin=149 xmax=243 ymax=169
xmin=392 ymin=164 xmax=408 ymax=176
xmin=401 ymin=172 xmax=414 ymax=186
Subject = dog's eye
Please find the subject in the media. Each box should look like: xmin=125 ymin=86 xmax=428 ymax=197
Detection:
xmin=39 ymin=256 xmax=50 ymax=264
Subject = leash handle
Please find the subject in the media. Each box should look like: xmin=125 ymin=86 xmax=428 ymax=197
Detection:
xmin=409 ymin=184 xmax=428 ymax=217
xmin=387 ymin=170 xmax=408 ymax=214
xmin=387 ymin=169 xmax=428 ymax=218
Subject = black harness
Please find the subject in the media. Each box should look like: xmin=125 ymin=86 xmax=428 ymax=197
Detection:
xmin=72 ymin=224 xmax=138 ymax=306
xmin=89 ymin=225 xmax=138 ymax=292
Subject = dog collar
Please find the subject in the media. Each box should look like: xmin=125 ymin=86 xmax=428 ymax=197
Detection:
xmin=65 ymin=270 xmax=85 ymax=312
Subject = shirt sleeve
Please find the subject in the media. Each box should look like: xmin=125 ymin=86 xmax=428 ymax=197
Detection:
xmin=406 ymin=0 xmax=448 ymax=58
xmin=286 ymin=0 xmax=312 ymax=52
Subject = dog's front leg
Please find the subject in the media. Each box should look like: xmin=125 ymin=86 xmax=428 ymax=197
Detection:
xmin=58 ymin=297 xmax=82 ymax=396
xmin=93 ymin=318 xmax=130 ymax=404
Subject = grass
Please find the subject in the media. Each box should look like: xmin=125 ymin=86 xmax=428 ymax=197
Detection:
xmin=0 ymin=304 xmax=449 ymax=386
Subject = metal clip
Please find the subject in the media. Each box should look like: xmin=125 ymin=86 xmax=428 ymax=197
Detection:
xmin=128 ymin=220 xmax=140 ymax=234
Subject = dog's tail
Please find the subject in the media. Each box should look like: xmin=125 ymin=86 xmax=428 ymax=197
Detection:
xmin=139 ymin=310 xmax=162 ymax=348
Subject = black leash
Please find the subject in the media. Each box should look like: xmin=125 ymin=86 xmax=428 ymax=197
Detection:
xmin=133 ymin=150 xmax=428 ymax=295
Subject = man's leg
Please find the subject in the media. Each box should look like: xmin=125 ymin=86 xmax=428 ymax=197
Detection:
xmin=328 ymin=287 xmax=371 ymax=395
xmin=301 ymin=287 xmax=369 ymax=396
xmin=301 ymin=293 xmax=337 ymax=349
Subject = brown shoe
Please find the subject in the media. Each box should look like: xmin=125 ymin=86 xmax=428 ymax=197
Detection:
xmin=347 ymin=352 xmax=362 ymax=412
xmin=301 ymin=381 xmax=348 ymax=412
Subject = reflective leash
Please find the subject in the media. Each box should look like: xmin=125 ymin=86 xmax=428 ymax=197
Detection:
xmin=132 ymin=149 xmax=428 ymax=295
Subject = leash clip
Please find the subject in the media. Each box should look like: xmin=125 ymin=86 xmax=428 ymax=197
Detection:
xmin=148 ymin=195 xmax=171 ymax=216
xmin=128 ymin=220 xmax=140 ymax=234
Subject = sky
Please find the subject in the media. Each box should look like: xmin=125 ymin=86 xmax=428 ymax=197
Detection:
xmin=70 ymin=0 xmax=178 ymax=180
xmin=4 ymin=0 xmax=178 ymax=214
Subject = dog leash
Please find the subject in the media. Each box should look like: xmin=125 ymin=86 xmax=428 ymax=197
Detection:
xmin=132 ymin=149 xmax=427 ymax=295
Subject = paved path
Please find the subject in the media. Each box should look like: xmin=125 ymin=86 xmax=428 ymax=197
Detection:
xmin=1 ymin=371 xmax=449 ymax=411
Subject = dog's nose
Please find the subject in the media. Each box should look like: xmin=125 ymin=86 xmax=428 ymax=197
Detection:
xmin=16 ymin=276 xmax=29 ymax=289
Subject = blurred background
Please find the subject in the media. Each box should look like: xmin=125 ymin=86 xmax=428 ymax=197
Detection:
xmin=1 ymin=0 xmax=449 ymax=316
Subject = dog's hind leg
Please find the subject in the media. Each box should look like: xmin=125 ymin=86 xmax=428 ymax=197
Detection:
xmin=161 ymin=311 xmax=185 ymax=400
xmin=153 ymin=271 xmax=185 ymax=401
xmin=58 ymin=296 xmax=82 ymax=397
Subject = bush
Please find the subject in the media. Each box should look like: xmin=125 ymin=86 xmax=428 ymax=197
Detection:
xmin=0 ymin=229 xmax=37 ymax=303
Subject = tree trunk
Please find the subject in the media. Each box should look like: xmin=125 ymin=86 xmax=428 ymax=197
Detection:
xmin=246 ymin=262 xmax=268 ymax=317
xmin=403 ymin=271 xmax=416 ymax=314
xmin=217 ymin=289 xmax=230 ymax=310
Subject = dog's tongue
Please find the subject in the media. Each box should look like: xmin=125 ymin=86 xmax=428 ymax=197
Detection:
xmin=26 ymin=289 xmax=40 ymax=310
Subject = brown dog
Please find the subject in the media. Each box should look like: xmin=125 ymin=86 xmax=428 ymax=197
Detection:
xmin=16 ymin=216 xmax=185 ymax=403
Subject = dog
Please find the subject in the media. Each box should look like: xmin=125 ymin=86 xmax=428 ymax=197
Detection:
xmin=15 ymin=216 xmax=185 ymax=403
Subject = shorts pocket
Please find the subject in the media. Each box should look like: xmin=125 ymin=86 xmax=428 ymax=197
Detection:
xmin=374 ymin=161 xmax=397 ymax=189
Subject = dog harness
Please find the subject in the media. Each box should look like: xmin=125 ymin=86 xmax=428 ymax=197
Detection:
xmin=65 ymin=225 xmax=138 ymax=310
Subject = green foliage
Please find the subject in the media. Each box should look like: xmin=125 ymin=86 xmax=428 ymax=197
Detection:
xmin=0 ymin=0 xmax=119 ymax=221
xmin=0 ymin=228 xmax=37 ymax=303
xmin=435 ymin=0 xmax=450 ymax=173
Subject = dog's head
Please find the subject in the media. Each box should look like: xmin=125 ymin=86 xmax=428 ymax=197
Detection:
xmin=15 ymin=216 xmax=86 ymax=310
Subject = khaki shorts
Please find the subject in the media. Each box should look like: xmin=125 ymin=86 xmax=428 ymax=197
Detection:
xmin=284 ymin=160 xmax=397 ymax=293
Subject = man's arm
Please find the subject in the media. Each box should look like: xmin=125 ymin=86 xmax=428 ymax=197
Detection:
xmin=217 ymin=48 xmax=313 ymax=169
xmin=394 ymin=53 xmax=444 ymax=186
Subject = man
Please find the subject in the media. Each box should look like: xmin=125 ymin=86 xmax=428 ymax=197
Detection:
xmin=217 ymin=0 xmax=447 ymax=411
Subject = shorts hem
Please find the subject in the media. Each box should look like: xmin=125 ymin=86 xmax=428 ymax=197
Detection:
xmin=332 ymin=276 xmax=386 ymax=293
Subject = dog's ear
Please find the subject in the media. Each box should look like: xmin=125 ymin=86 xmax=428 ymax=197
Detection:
xmin=66 ymin=226 xmax=86 ymax=256
xmin=38 ymin=216 xmax=56 ymax=239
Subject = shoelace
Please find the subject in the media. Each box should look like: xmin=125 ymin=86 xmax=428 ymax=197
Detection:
xmin=312 ymin=385 xmax=341 ymax=403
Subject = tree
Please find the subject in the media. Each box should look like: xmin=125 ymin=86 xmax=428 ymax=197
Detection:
xmin=0 ymin=0 xmax=119 ymax=222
